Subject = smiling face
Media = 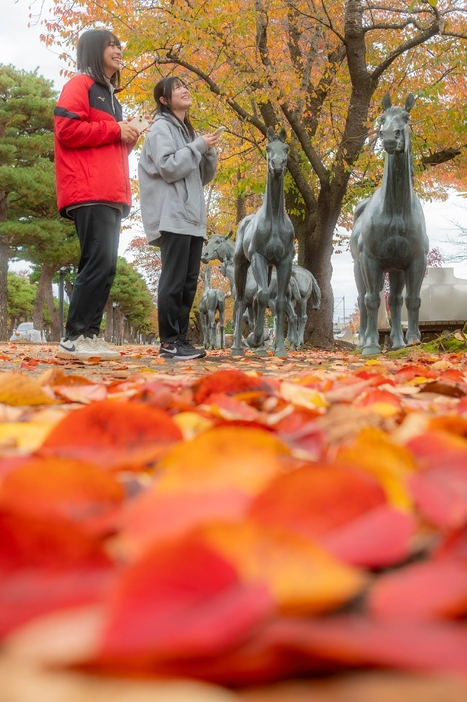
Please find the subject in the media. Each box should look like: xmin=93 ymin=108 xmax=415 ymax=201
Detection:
xmin=162 ymin=80 xmax=192 ymax=118
xmin=103 ymin=40 xmax=122 ymax=79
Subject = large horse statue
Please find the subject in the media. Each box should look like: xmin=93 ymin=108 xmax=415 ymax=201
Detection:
xmin=199 ymin=265 xmax=225 ymax=350
xmin=350 ymin=94 xmax=429 ymax=355
xmin=232 ymin=127 xmax=294 ymax=357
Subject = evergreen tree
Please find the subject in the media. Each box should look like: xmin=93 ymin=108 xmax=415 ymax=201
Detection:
xmin=0 ymin=64 xmax=77 ymax=341
xmin=107 ymin=257 xmax=156 ymax=341
xmin=6 ymin=271 xmax=36 ymax=329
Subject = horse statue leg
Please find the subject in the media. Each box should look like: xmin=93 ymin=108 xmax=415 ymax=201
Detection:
xmin=271 ymin=257 xmax=293 ymax=358
xmin=208 ymin=303 xmax=217 ymax=349
xmin=218 ymin=296 xmax=225 ymax=349
xmin=353 ymin=259 xmax=368 ymax=349
xmin=231 ymin=254 xmax=249 ymax=356
xmin=387 ymin=270 xmax=406 ymax=350
xmin=360 ymin=254 xmax=384 ymax=355
xmin=247 ymin=252 xmax=270 ymax=353
xmin=199 ymin=299 xmax=208 ymax=348
xmin=404 ymin=255 xmax=427 ymax=345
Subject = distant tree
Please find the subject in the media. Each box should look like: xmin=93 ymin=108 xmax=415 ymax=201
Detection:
xmin=6 ymin=272 xmax=36 ymax=329
xmin=106 ymin=257 xmax=156 ymax=341
xmin=0 ymin=64 xmax=76 ymax=341
xmin=126 ymin=235 xmax=161 ymax=299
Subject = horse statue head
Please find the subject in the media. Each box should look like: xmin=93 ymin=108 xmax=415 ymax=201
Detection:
xmin=201 ymin=230 xmax=234 ymax=264
xmin=379 ymin=93 xmax=415 ymax=156
xmin=266 ymin=126 xmax=289 ymax=178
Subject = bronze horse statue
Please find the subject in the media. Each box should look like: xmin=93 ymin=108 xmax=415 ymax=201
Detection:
xmin=199 ymin=265 xmax=225 ymax=349
xmin=202 ymin=230 xmax=320 ymax=348
xmin=231 ymin=127 xmax=295 ymax=357
xmin=350 ymin=94 xmax=429 ymax=355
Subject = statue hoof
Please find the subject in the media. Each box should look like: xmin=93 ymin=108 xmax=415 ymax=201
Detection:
xmin=246 ymin=332 xmax=262 ymax=349
xmin=362 ymin=344 xmax=381 ymax=355
xmin=230 ymin=347 xmax=244 ymax=357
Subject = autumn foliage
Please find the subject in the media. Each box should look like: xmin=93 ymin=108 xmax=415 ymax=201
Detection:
xmin=0 ymin=343 xmax=467 ymax=692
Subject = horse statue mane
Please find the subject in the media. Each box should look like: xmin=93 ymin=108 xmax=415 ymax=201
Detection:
xmin=350 ymin=93 xmax=429 ymax=355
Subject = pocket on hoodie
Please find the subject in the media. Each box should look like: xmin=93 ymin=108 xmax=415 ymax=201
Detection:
xmin=173 ymin=179 xmax=188 ymax=205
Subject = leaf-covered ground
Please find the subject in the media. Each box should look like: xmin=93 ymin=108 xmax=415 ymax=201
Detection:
xmin=1 ymin=341 xmax=467 ymax=701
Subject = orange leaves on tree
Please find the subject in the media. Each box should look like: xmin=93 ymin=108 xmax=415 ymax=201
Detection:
xmin=39 ymin=400 xmax=182 ymax=471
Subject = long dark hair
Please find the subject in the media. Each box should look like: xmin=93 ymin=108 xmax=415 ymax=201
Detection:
xmin=153 ymin=76 xmax=195 ymax=140
xmin=77 ymin=29 xmax=121 ymax=89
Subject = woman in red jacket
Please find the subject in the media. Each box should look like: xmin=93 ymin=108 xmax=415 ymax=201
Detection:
xmin=54 ymin=29 xmax=140 ymax=360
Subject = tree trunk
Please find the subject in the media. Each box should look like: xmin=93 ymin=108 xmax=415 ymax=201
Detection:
xmin=33 ymin=264 xmax=55 ymax=332
xmin=46 ymin=281 xmax=60 ymax=341
xmin=0 ymin=240 xmax=8 ymax=341
xmin=299 ymin=220 xmax=335 ymax=349
xmin=104 ymin=298 xmax=113 ymax=341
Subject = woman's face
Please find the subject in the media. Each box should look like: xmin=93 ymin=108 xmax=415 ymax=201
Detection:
xmin=103 ymin=40 xmax=122 ymax=79
xmin=165 ymin=81 xmax=192 ymax=114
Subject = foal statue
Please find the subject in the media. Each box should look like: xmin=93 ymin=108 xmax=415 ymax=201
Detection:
xmin=199 ymin=265 xmax=225 ymax=349
xmin=231 ymin=126 xmax=295 ymax=358
xmin=350 ymin=94 xmax=429 ymax=355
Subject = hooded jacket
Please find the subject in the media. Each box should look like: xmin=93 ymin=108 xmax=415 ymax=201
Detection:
xmin=138 ymin=112 xmax=218 ymax=244
xmin=54 ymin=73 xmax=132 ymax=219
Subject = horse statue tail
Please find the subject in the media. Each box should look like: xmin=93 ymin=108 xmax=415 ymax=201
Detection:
xmin=310 ymin=273 xmax=321 ymax=310
xmin=289 ymin=275 xmax=300 ymax=301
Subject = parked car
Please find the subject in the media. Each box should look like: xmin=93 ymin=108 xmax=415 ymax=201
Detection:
xmin=10 ymin=322 xmax=43 ymax=343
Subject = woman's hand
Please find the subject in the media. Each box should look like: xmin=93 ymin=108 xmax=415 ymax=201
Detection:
xmin=202 ymin=130 xmax=223 ymax=149
xmin=119 ymin=121 xmax=140 ymax=144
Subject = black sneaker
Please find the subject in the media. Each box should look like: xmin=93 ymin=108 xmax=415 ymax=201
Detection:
xmin=178 ymin=339 xmax=207 ymax=358
xmin=159 ymin=341 xmax=205 ymax=360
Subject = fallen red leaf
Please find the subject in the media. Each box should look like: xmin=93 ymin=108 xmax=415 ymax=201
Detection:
xmin=38 ymin=400 xmax=182 ymax=471
xmin=249 ymin=463 xmax=386 ymax=539
xmin=368 ymin=559 xmax=467 ymax=621
xmin=192 ymin=370 xmax=274 ymax=404
xmin=319 ymin=504 xmax=416 ymax=569
xmin=98 ymin=535 xmax=273 ymax=661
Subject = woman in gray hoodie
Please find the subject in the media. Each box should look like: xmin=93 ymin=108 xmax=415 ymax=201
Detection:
xmin=138 ymin=76 xmax=221 ymax=360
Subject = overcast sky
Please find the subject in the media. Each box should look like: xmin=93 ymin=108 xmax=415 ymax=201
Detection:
xmin=3 ymin=0 xmax=467 ymax=321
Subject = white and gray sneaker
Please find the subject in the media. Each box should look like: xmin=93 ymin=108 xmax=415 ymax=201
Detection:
xmin=91 ymin=335 xmax=121 ymax=360
xmin=56 ymin=335 xmax=100 ymax=360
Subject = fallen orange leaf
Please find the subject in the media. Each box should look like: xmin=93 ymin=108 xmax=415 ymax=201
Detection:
xmin=38 ymin=400 xmax=182 ymax=471
xmin=0 ymin=373 xmax=54 ymax=406
xmin=157 ymin=425 xmax=290 ymax=495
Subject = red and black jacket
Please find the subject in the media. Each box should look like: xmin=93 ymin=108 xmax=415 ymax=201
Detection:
xmin=54 ymin=73 xmax=133 ymax=219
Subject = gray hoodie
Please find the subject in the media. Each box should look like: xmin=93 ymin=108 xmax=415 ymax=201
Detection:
xmin=138 ymin=113 xmax=218 ymax=244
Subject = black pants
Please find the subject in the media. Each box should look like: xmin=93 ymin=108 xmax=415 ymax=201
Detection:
xmin=66 ymin=205 xmax=121 ymax=340
xmin=158 ymin=232 xmax=203 ymax=343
